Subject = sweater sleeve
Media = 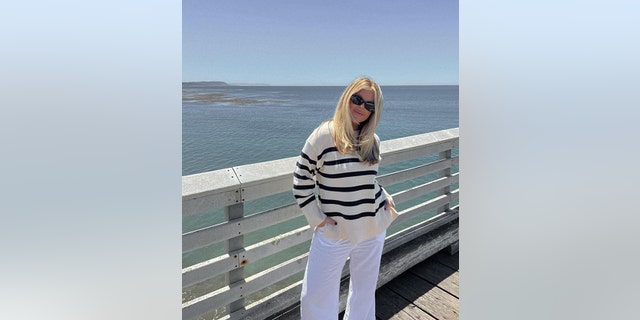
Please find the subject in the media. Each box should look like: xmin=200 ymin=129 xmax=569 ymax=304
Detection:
xmin=292 ymin=135 xmax=325 ymax=228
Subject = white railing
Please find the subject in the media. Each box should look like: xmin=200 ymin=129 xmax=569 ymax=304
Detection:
xmin=182 ymin=128 xmax=460 ymax=320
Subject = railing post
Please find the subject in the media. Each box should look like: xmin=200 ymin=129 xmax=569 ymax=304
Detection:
xmin=437 ymin=149 xmax=452 ymax=213
xmin=438 ymin=149 xmax=458 ymax=255
xmin=225 ymin=202 xmax=245 ymax=313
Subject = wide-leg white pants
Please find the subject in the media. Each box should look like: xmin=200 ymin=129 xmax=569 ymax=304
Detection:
xmin=300 ymin=229 xmax=386 ymax=320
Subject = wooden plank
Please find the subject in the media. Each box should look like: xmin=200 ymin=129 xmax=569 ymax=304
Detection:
xmin=184 ymin=253 xmax=309 ymax=320
xmin=431 ymin=128 xmax=459 ymax=141
xmin=182 ymin=203 xmax=300 ymax=253
xmin=375 ymin=285 xmax=436 ymax=320
xmin=235 ymin=253 xmax=308 ymax=312
xmin=183 ymin=188 xmax=242 ymax=216
xmin=381 ymin=140 xmax=458 ymax=167
xmin=241 ymin=178 xmax=294 ymax=203
xmin=242 ymin=226 xmax=311 ymax=268
xmin=183 ymin=168 xmax=240 ymax=198
xmin=379 ymin=129 xmax=458 ymax=166
xmin=387 ymin=272 xmax=459 ymax=320
xmin=182 ymin=253 xmax=236 ymax=289
xmin=233 ymin=157 xmax=297 ymax=202
xmin=183 ymin=226 xmax=311 ymax=289
xmin=182 ymin=219 xmax=242 ymax=253
xmin=183 ymin=168 xmax=243 ymax=216
xmin=409 ymin=259 xmax=459 ymax=298
xmin=392 ymin=174 xmax=459 ymax=205
xmin=376 ymin=157 xmax=457 ymax=187
xmin=392 ymin=194 xmax=451 ymax=225
xmin=183 ymin=284 xmax=239 ymax=320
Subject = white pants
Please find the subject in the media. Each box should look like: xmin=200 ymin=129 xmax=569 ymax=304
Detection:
xmin=300 ymin=229 xmax=386 ymax=320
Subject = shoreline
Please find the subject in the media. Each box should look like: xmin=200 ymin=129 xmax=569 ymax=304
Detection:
xmin=182 ymin=93 xmax=260 ymax=104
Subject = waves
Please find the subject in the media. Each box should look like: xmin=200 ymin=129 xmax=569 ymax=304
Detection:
xmin=182 ymin=84 xmax=458 ymax=176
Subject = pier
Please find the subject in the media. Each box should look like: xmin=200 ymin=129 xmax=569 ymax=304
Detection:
xmin=182 ymin=128 xmax=459 ymax=319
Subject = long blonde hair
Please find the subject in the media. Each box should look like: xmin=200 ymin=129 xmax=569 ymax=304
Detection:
xmin=330 ymin=77 xmax=383 ymax=165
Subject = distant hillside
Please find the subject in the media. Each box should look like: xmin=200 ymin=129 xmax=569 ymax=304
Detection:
xmin=183 ymin=81 xmax=230 ymax=86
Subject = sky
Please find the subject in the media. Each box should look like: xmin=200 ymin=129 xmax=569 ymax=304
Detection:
xmin=183 ymin=0 xmax=458 ymax=86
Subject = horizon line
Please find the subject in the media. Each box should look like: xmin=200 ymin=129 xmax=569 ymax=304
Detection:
xmin=182 ymin=81 xmax=459 ymax=86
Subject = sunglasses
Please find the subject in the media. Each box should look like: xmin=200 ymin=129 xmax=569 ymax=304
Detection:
xmin=350 ymin=94 xmax=375 ymax=112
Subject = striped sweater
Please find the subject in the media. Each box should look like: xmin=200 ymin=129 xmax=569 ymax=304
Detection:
xmin=292 ymin=122 xmax=396 ymax=243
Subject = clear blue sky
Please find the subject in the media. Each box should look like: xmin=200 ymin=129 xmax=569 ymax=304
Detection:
xmin=183 ymin=1 xmax=458 ymax=85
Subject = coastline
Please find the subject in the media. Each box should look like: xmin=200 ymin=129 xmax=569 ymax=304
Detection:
xmin=182 ymin=93 xmax=260 ymax=104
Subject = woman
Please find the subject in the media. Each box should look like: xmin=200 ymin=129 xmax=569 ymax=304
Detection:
xmin=292 ymin=77 xmax=397 ymax=319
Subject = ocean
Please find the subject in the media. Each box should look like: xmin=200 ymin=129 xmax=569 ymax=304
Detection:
xmin=182 ymin=83 xmax=459 ymax=314
xmin=183 ymin=84 xmax=459 ymax=176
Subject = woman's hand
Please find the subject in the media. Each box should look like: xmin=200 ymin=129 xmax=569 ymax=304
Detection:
xmin=384 ymin=195 xmax=395 ymax=211
xmin=384 ymin=199 xmax=395 ymax=211
xmin=316 ymin=217 xmax=337 ymax=229
xmin=385 ymin=195 xmax=399 ymax=218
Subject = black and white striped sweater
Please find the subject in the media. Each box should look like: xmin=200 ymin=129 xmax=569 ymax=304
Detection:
xmin=292 ymin=122 xmax=396 ymax=243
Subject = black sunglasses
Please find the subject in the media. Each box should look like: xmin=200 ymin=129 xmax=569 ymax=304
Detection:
xmin=350 ymin=94 xmax=375 ymax=112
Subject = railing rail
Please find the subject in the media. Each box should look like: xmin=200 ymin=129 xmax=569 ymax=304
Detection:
xmin=182 ymin=128 xmax=460 ymax=320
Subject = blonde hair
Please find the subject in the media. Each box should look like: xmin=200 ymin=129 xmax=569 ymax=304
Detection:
xmin=329 ymin=76 xmax=383 ymax=165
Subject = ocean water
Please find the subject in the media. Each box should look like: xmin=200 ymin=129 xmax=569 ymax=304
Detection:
xmin=183 ymin=84 xmax=459 ymax=176
xmin=182 ymin=83 xmax=459 ymax=314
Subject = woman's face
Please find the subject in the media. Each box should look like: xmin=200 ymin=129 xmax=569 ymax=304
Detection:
xmin=349 ymin=89 xmax=374 ymax=130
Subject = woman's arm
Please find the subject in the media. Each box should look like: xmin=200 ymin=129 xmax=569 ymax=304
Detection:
xmin=292 ymin=138 xmax=327 ymax=229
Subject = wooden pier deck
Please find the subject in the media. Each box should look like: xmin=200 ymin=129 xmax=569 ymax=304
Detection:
xmin=272 ymin=248 xmax=459 ymax=320
xmin=371 ymin=249 xmax=459 ymax=320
